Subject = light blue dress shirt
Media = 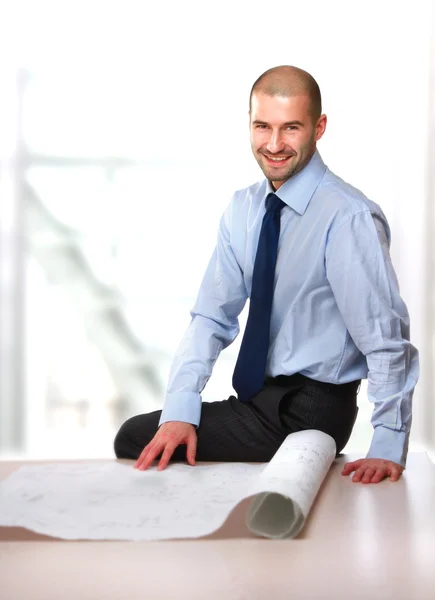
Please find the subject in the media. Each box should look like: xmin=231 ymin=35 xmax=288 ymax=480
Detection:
xmin=159 ymin=149 xmax=419 ymax=467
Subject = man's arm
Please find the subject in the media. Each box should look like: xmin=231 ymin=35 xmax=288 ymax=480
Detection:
xmin=158 ymin=199 xmax=248 ymax=427
xmin=325 ymin=209 xmax=419 ymax=477
xmin=135 ymin=199 xmax=248 ymax=471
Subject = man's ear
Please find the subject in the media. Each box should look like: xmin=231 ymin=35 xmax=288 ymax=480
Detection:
xmin=315 ymin=114 xmax=327 ymax=141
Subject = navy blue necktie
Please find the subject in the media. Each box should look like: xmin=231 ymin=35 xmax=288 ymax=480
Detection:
xmin=232 ymin=192 xmax=285 ymax=402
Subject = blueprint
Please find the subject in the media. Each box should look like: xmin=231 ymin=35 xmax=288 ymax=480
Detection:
xmin=0 ymin=429 xmax=336 ymax=540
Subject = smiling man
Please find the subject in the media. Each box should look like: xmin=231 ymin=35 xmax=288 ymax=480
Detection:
xmin=114 ymin=65 xmax=419 ymax=484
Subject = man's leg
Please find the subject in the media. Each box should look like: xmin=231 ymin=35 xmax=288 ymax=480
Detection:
xmin=278 ymin=376 xmax=360 ymax=456
xmin=114 ymin=391 xmax=289 ymax=463
xmin=114 ymin=374 xmax=360 ymax=463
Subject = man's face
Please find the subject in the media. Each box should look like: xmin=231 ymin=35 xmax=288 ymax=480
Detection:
xmin=249 ymin=92 xmax=326 ymax=189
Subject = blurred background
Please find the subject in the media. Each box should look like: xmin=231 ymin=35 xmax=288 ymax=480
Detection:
xmin=0 ymin=0 xmax=433 ymax=460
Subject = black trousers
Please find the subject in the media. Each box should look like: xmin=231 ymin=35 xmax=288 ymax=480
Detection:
xmin=114 ymin=373 xmax=361 ymax=463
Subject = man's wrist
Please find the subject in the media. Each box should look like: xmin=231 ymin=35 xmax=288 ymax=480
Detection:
xmin=366 ymin=426 xmax=410 ymax=468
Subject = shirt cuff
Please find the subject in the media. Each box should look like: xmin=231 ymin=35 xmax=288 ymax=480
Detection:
xmin=365 ymin=426 xmax=410 ymax=468
xmin=158 ymin=392 xmax=202 ymax=428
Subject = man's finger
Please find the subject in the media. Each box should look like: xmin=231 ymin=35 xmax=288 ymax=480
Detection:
xmin=135 ymin=440 xmax=158 ymax=469
xmin=341 ymin=460 xmax=362 ymax=475
xmin=371 ymin=468 xmax=386 ymax=483
xmin=186 ymin=433 xmax=197 ymax=466
xmin=389 ymin=468 xmax=401 ymax=482
xmin=361 ymin=467 xmax=376 ymax=484
xmin=157 ymin=443 xmax=178 ymax=471
xmin=352 ymin=466 xmax=366 ymax=482
xmin=135 ymin=443 xmax=154 ymax=469
xmin=138 ymin=442 xmax=164 ymax=471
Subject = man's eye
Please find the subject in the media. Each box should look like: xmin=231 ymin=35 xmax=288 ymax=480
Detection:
xmin=286 ymin=126 xmax=297 ymax=130
xmin=256 ymin=124 xmax=267 ymax=129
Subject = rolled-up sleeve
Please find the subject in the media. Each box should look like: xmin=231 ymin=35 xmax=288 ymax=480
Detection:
xmin=325 ymin=210 xmax=419 ymax=467
xmin=159 ymin=200 xmax=248 ymax=427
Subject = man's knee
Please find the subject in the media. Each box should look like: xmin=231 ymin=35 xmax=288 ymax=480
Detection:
xmin=113 ymin=412 xmax=159 ymax=459
xmin=113 ymin=420 xmax=134 ymax=459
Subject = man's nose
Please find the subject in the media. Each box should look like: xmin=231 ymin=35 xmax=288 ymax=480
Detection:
xmin=265 ymin=131 xmax=285 ymax=154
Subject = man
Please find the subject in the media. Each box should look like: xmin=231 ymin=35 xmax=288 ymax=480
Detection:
xmin=114 ymin=65 xmax=419 ymax=484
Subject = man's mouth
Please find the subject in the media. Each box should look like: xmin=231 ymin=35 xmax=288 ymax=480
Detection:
xmin=262 ymin=154 xmax=292 ymax=166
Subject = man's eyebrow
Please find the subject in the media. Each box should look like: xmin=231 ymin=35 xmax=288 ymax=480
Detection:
xmin=252 ymin=120 xmax=305 ymax=127
xmin=283 ymin=120 xmax=304 ymax=127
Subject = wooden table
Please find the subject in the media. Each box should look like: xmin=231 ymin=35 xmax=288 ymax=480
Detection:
xmin=1 ymin=453 xmax=434 ymax=600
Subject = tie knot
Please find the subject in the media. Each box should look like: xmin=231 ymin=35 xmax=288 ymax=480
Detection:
xmin=265 ymin=193 xmax=285 ymax=213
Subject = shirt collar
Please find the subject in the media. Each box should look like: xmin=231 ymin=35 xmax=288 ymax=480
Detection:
xmin=265 ymin=149 xmax=327 ymax=215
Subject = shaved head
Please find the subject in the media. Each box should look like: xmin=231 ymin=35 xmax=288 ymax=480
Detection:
xmin=249 ymin=65 xmax=322 ymax=122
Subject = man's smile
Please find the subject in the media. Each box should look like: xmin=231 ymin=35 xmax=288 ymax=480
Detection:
xmin=261 ymin=154 xmax=293 ymax=166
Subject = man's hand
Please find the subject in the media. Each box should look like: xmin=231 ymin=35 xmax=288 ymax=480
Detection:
xmin=341 ymin=458 xmax=404 ymax=483
xmin=135 ymin=421 xmax=197 ymax=472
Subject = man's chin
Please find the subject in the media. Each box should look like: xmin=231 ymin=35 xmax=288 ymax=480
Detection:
xmin=263 ymin=167 xmax=295 ymax=182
